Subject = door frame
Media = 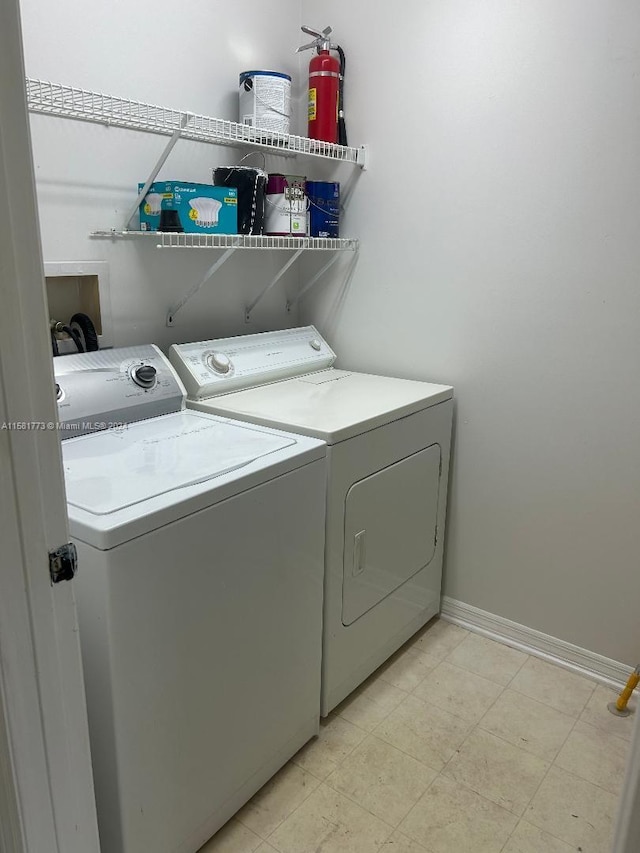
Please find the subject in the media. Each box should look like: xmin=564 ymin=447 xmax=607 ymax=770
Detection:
xmin=0 ymin=1 xmax=100 ymax=851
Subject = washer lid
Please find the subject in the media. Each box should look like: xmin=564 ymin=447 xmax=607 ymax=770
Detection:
xmin=63 ymin=410 xmax=295 ymax=515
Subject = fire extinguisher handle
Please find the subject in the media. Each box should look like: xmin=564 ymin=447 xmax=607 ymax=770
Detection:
xmin=297 ymin=25 xmax=338 ymax=54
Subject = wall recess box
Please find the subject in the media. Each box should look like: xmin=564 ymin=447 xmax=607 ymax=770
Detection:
xmin=44 ymin=261 xmax=113 ymax=353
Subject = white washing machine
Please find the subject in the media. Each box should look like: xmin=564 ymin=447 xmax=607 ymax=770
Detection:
xmin=169 ymin=327 xmax=454 ymax=715
xmin=54 ymin=345 xmax=326 ymax=853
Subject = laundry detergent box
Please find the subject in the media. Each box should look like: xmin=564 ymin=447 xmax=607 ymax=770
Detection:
xmin=138 ymin=181 xmax=238 ymax=234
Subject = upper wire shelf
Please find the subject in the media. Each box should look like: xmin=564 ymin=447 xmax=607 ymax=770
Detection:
xmin=91 ymin=231 xmax=359 ymax=251
xmin=26 ymin=78 xmax=367 ymax=167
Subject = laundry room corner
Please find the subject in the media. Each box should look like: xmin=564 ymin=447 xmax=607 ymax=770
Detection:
xmin=299 ymin=0 xmax=640 ymax=672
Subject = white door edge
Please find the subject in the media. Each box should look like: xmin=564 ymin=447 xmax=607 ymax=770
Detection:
xmin=0 ymin=595 xmax=29 ymax=853
xmin=0 ymin=1 xmax=100 ymax=851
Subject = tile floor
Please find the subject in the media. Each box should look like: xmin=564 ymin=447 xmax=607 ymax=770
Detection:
xmin=199 ymin=619 xmax=635 ymax=853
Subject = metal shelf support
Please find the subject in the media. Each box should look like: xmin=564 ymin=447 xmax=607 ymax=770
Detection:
xmin=245 ymin=248 xmax=304 ymax=323
xmin=287 ymin=253 xmax=343 ymax=312
xmin=166 ymin=247 xmax=236 ymax=327
xmin=124 ymin=113 xmax=192 ymax=230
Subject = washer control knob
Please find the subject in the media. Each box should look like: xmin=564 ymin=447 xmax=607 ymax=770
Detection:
xmin=208 ymin=352 xmax=231 ymax=374
xmin=310 ymin=339 xmax=322 ymax=351
xmin=55 ymin=383 xmax=62 ymax=400
xmin=131 ymin=364 xmax=157 ymax=388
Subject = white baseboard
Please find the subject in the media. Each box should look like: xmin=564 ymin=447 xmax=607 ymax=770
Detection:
xmin=440 ymin=596 xmax=630 ymax=689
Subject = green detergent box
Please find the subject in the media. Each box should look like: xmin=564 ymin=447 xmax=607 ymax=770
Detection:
xmin=138 ymin=181 xmax=238 ymax=234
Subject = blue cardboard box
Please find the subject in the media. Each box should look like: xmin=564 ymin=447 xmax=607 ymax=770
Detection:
xmin=138 ymin=181 xmax=238 ymax=234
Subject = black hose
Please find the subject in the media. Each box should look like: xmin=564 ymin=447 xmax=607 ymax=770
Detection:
xmin=337 ymin=45 xmax=348 ymax=146
xmin=61 ymin=324 xmax=84 ymax=353
xmin=50 ymin=329 xmax=59 ymax=357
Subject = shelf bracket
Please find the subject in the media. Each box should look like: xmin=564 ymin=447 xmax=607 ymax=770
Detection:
xmin=286 ymin=252 xmax=343 ymax=312
xmin=245 ymin=248 xmax=305 ymax=323
xmin=357 ymin=145 xmax=369 ymax=170
xmin=166 ymin=246 xmax=237 ymax=326
xmin=124 ymin=112 xmax=193 ymax=231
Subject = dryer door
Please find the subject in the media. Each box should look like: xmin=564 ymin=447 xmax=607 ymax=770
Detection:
xmin=342 ymin=444 xmax=441 ymax=626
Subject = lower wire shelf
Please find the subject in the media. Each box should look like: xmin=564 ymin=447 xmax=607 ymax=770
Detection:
xmin=91 ymin=230 xmax=359 ymax=251
xmin=90 ymin=230 xmax=359 ymax=327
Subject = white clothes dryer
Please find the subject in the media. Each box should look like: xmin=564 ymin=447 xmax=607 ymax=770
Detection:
xmin=170 ymin=327 xmax=453 ymax=715
xmin=54 ymin=345 xmax=326 ymax=853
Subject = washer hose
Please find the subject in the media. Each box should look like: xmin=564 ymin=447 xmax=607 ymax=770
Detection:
xmin=52 ymin=323 xmax=84 ymax=354
xmin=63 ymin=325 xmax=84 ymax=353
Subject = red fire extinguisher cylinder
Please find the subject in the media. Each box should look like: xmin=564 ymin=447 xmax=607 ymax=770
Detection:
xmin=308 ymin=50 xmax=340 ymax=144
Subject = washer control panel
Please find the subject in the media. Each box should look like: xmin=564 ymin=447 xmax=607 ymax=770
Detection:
xmin=54 ymin=345 xmax=184 ymax=437
xmin=170 ymin=326 xmax=336 ymax=399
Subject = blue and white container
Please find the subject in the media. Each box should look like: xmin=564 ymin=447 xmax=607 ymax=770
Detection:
xmin=306 ymin=181 xmax=340 ymax=238
xmin=239 ymin=70 xmax=291 ymax=135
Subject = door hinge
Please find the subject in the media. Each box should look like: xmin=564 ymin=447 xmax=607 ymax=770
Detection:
xmin=49 ymin=543 xmax=78 ymax=584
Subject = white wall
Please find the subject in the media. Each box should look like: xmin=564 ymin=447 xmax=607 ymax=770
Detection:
xmin=301 ymin=0 xmax=640 ymax=665
xmin=20 ymin=0 xmax=306 ymax=348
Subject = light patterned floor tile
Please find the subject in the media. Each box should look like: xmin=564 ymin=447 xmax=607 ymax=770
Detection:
xmin=444 ymin=728 xmax=549 ymax=816
xmin=399 ymin=775 xmax=517 ymax=853
xmin=380 ymin=830 xmax=429 ymax=853
xmin=375 ymin=693 xmax=473 ymax=771
xmin=445 ymin=633 xmax=528 ymax=687
xmin=204 ymin=634 xmax=629 ymax=853
xmin=336 ymin=674 xmax=407 ymax=732
xmin=235 ymin=763 xmax=320 ymax=838
xmin=501 ymin=819 xmax=576 ymax=853
xmin=267 ymin=783 xmax=392 ymax=853
xmin=554 ymin=719 xmax=630 ymax=795
xmin=478 ymin=688 xmax=575 ymax=761
xmin=292 ymin=714 xmax=367 ymax=779
xmin=413 ymin=661 xmax=503 ymax=724
xmin=510 ymin=658 xmax=596 ymax=717
xmin=526 ymin=765 xmax=618 ymax=852
xmin=377 ymin=645 xmax=439 ymax=692
xmin=198 ymin=819 xmax=262 ymax=853
xmin=409 ymin=618 xmax=469 ymax=662
xmin=326 ymin=735 xmax=437 ymax=826
xmin=580 ymin=683 xmax=637 ymax=741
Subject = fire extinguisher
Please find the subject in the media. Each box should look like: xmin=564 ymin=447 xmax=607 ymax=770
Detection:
xmin=297 ymin=25 xmax=347 ymax=146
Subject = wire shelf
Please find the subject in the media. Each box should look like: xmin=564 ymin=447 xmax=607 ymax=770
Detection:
xmin=91 ymin=231 xmax=359 ymax=251
xmin=26 ymin=78 xmax=366 ymax=167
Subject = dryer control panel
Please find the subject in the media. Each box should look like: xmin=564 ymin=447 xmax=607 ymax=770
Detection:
xmin=170 ymin=326 xmax=336 ymax=399
xmin=54 ymin=345 xmax=185 ymax=437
